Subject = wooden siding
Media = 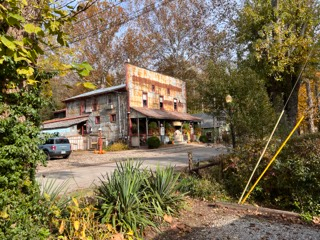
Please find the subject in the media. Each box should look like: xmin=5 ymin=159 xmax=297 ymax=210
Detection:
xmin=126 ymin=64 xmax=187 ymax=112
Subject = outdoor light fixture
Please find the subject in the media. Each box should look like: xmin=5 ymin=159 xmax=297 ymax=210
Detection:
xmin=226 ymin=94 xmax=233 ymax=104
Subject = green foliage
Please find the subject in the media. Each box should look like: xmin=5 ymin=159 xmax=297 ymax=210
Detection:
xmin=96 ymin=161 xmax=185 ymax=236
xmin=147 ymin=136 xmax=161 ymax=149
xmin=104 ymin=142 xmax=129 ymax=152
xmin=177 ymin=174 xmax=227 ymax=200
xmin=97 ymin=161 xmax=155 ymax=234
xmin=222 ymin=134 xmax=320 ymax=216
xmin=182 ymin=123 xmax=190 ymax=134
xmin=0 ymin=0 xmax=93 ymax=238
xmin=146 ymin=167 xmax=184 ymax=215
xmin=235 ymin=0 xmax=320 ymax=127
xmin=204 ymin=62 xmax=276 ymax=141
xmin=199 ymin=135 xmax=208 ymax=143
xmin=148 ymin=121 xmax=158 ymax=135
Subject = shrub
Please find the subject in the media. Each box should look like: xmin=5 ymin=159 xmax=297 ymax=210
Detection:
xmin=178 ymin=174 xmax=226 ymax=200
xmin=146 ymin=167 xmax=184 ymax=215
xmin=221 ymin=134 xmax=320 ymax=215
xmin=148 ymin=121 xmax=159 ymax=135
xmin=182 ymin=123 xmax=190 ymax=134
xmin=53 ymin=197 xmax=116 ymax=240
xmin=199 ymin=135 xmax=208 ymax=143
xmin=147 ymin=136 xmax=161 ymax=149
xmin=105 ymin=142 xmax=129 ymax=151
xmin=96 ymin=161 xmax=154 ymax=235
xmin=96 ymin=161 xmax=185 ymax=236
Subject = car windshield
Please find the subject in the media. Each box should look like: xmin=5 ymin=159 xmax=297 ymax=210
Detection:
xmin=55 ymin=138 xmax=69 ymax=144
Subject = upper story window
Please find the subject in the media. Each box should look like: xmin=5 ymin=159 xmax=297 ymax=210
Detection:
xmin=80 ymin=101 xmax=85 ymax=115
xmin=152 ymin=85 xmax=155 ymax=92
xmin=174 ymin=98 xmax=177 ymax=110
xmin=107 ymin=95 xmax=112 ymax=104
xmin=95 ymin=116 xmax=100 ymax=124
xmin=143 ymin=92 xmax=148 ymax=107
xmin=167 ymin=88 xmax=170 ymax=95
xmin=92 ymin=98 xmax=98 ymax=111
xmin=159 ymin=96 xmax=164 ymax=109
xmin=110 ymin=114 xmax=116 ymax=122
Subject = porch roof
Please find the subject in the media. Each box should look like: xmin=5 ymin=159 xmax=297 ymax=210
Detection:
xmin=42 ymin=115 xmax=89 ymax=130
xmin=130 ymin=107 xmax=202 ymax=121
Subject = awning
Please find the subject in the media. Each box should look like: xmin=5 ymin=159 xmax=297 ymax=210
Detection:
xmin=42 ymin=115 xmax=89 ymax=130
xmin=130 ymin=107 xmax=202 ymax=121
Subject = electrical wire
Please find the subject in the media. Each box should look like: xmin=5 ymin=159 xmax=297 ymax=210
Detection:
xmin=70 ymin=0 xmax=175 ymax=45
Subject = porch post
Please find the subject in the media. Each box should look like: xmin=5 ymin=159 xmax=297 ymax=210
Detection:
xmin=137 ymin=118 xmax=140 ymax=148
xmin=146 ymin=117 xmax=148 ymax=139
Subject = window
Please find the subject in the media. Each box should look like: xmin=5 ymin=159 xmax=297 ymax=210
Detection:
xmin=93 ymin=98 xmax=98 ymax=111
xmin=80 ymin=101 xmax=84 ymax=115
xmin=110 ymin=114 xmax=116 ymax=122
xmin=107 ymin=95 xmax=112 ymax=104
xmin=167 ymin=88 xmax=170 ymax=95
xmin=159 ymin=96 xmax=164 ymax=109
xmin=174 ymin=98 xmax=177 ymax=110
xmin=152 ymin=85 xmax=155 ymax=91
xmin=142 ymin=92 xmax=148 ymax=107
xmin=95 ymin=116 xmax=100 ymax=124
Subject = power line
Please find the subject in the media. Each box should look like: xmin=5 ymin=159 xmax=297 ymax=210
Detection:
xmin=69 ymin=0 xmax=175 ymax=44
xmin=73 ymin=0 xmax=124 ymax=25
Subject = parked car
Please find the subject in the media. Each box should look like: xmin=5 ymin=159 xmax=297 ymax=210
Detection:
xmin=39 ymin=136 xmax=71 ymax=160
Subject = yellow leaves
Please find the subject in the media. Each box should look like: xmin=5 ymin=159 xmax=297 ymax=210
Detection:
xmin=16 ymin=67 xmax=34 ymax=77
xmin=59 ymin=220 xmax=65 ymax=234
xmin=72 ymin=197 xmax=79 ymax=208
xmin=73 ymin=220 xmax=80 ymax=230
xmin=0 ymin=207 xmax=9 ymax=219
xmin=24 ymin=23 xmax=44 ymax=36
xmin=1 ymin=35 xmax=16 ymax=51
xmin=163 ymin=214 xmax=173 ymax=223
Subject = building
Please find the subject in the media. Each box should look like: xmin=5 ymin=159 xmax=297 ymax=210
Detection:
xmin=42 ymin=64 xmax=201 ymax=149
xmin=192 ymin=112 xmax=227 ymax=142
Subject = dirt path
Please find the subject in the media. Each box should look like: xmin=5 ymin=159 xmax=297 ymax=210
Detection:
xmin=145 ymin=199 xmax=320 ymax=240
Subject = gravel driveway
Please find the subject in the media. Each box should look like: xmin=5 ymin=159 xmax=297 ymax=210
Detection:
xmin=36 ymin=143 xmax=227 ymax=191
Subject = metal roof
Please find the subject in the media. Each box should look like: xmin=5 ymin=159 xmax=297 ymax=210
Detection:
xmin=42 ymin=115 xmax=89 ymax=129
xmin=64 ymin=84 xmax=126 ymax=102
xmin=131 ymin=107 xmax=202 ymax=121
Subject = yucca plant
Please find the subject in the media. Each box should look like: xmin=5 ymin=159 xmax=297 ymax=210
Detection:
xmin=146 ymin=166 xmax=185 ymax=216
xmin=96 ymin=161 xmax=155 ymax=235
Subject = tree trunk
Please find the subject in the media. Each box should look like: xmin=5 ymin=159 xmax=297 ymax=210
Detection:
xmin=286 ymin=80 xmax=300 ymax=130
xmin=315 ymin=81 xmax=320 ymax=112
xmin=306 ymin=79 xmax=316 ymax=133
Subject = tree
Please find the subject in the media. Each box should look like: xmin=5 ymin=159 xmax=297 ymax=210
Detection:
xmin=0 ymin=0 xmax=93 ymax=237
xmin=68 ymin=1 xmax=128 ymax=87
xmin=236 ymin=0 xmax=320 ymax=129
xmin=203 ymin=61 xmax=276 ymax=141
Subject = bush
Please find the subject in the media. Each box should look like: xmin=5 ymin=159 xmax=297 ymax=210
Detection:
xmin=147 ymin=136 xmax=161 ymax=149
xmin=52 ymin=197 xmax=116 ymax=240
xmin=199 ymin=135 xmax=208 ymax=143
xmin=105 ymin=142 xmax=129 ymax=151
xmin=96 ymin=161 xmax=185 ymax=236
xmin=178 ymin=174 xmax=227 ymax=200
xmin=146 ymin=167 xmax=184 ymax=215
xmin=221 ymin=134 xmax=320 ymax=215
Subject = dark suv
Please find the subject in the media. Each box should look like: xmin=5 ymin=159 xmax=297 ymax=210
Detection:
xmin=39 ymin=137 xmax=72 ymax=160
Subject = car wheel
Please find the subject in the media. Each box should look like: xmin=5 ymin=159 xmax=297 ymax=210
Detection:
xmin=63 ymin=154 xmax=70 ymax=159
xmin=44 ymin=151 xmax=50 ymax=160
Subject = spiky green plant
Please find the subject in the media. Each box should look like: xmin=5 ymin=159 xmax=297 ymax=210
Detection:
xmin=146 ymin=166 xmax=185 ymax=215
xmin=96 ymin=161 xmax=154 ymax=234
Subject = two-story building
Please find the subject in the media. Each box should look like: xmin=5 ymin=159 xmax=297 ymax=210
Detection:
xmin=42 ymin=64 xmax=201 ymax=149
